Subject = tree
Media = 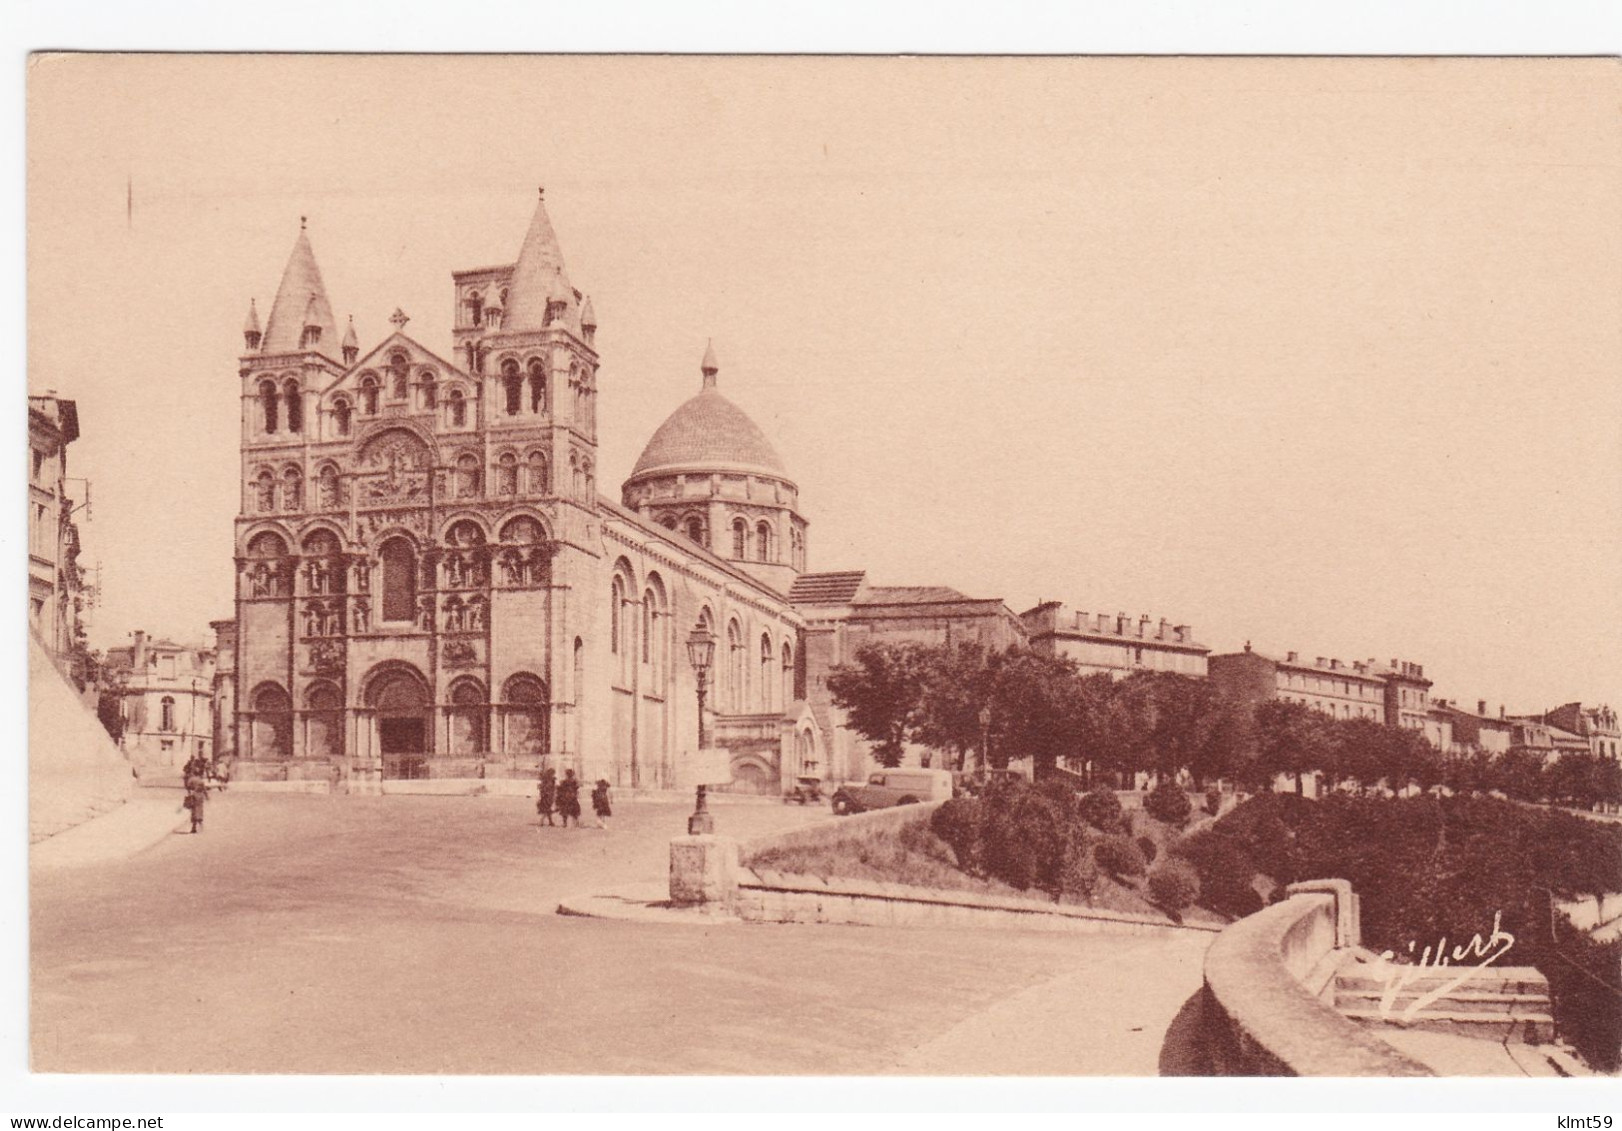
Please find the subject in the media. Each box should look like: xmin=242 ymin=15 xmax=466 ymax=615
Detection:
xmin=985 ymin=648 xmax=1088 ymax=775
xmin=913 ymin=641 xmax=995 ymax=770
xmin=826 ymin=642 xmax=929 ymax=768
xmin=1254 ymin=700 xmax=1330 ymax=794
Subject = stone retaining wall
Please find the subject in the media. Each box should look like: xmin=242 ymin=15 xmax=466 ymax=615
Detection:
xmin=1201 ymin=879 xmax=1431 ymax=1076
xmin=734 ymin=867 xmax=1221 ymax=935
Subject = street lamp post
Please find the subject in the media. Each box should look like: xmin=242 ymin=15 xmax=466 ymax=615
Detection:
xmin=685 ymin=622 xmax=717 ymax=835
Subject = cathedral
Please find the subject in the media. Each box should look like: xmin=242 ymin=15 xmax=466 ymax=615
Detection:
xmin=217 ymin=190 xmax=828 ymax=794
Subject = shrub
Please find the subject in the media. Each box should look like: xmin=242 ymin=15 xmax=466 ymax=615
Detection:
xmin=1204 ymin=786 xmax=1223 ymax=816
xmin=1093 ymin=834 xmax=1147 ymax=881
xmin=983 ymin=789 xmax=1067 ymax=892
xmin=1079 ymin=787 xmax=1126 ymax=834
xmin=1055 ymin=828 xmax=1099 ymax=902
xmin=1149 ymin=856 xmax=1201 ymax=914
xmin=1136 ymin=835 xmax=1158 ymax=865
xmin=1174 ymin=829 xmax=1264 ymax=919
xmin=1145 ymin=782 xmax=1194 ymax=826
xmin=930 ymin=797 xmax=983 ymax=873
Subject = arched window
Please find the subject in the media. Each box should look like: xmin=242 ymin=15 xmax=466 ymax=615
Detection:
xmin=379 ymin=537 xmax=417 ymax=623
xmin=726 ymin=619 xmax=744 ymax=712
xmin=684 ymin=516 xmax=705 ymax=547
xmin=496 ymin=451 xmax=518 ymax=495
xmin=388 ymin=353 xmax=409 ymax=400
xmin=250 ymin=682 xmax=292 ymax=760
xmin=448 ymin=388 xmax=467 ymax=428
xmin=732 ymin=518 xmax=747 ymax=559
xmin=526 ymin=451 xmax=548 ymax=494
xmin=791 ymin=527 xmax=804 ymax=571
xmin=755 ymin=521 xmax=771 ymax=563
xmin=610 ymin=575 xmax=625 ymax=657
xmin=283 ymin=379 xmax=303 ymax=433
xmin=528 ymin=358 xmax=546 ymax=413
xmin=782 ymin=641 xmax=795 ymax=708
xmin=316 ymin=463 xmax=341 ymax=509
xmin=502 ymin=359 xmax=522 ymax=416
xmin=304 ymin=682 xmax=343 ymax=759
xmin=282 ymin=466 xmax=303 ymax=512
xmin=467 ymin=292 xmax=483 ymax=328
xmin=420 ymin=371 xmax=437 ymax=411
xmin=254 ymin=468 xmax=276 ymax=513
xmin=333 ymin=398 xmax=352 ymax=437
xmin=582 ymin=458 xmax=594 ymax=502
xmin=456 ymin=452 xmax=481 ymax=498
xmin=759 ymin=634 xmax=773 ymax=712
xmin=361 ymin=375 xmax=379 ymax=415
xmin=659 ymin=515 xmax=678 ymax=531
xmin=448 ymin=678 xmax=487 ymax=755
xmin=259 ymin=380 xmax=279 ymax=433
xmin=160 ymin=696 xmax=176 ymax=732
xmin=501 ymin=673 xmax=549 ymax=759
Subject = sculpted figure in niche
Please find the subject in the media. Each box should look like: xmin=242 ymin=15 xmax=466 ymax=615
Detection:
xmin=499 ymin=549 xmax=523 ymax=586
xmin=417 ymin=596 xmax=435 ymax=632
xmin=467 ymin=597 xmax=485 ymax=631
xmin=353 ymin=599 xmax=370 ymax=633
xmin=323 ymin=604 xmax=343 ymax=636
xmin=445 ymin=601 xmax=464 ymax=633
xmin=446 ymin=554 xmax=464 ymax=588
xmin=302 ymin=604 xmax=319 ymax=637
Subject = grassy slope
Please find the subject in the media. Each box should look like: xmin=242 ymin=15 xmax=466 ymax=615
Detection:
xmin=744 ymin=809 xmax=1226 ymax=927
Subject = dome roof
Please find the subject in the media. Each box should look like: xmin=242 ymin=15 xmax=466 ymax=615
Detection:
xmin=628 ymin=349 xmax=789 ymax=482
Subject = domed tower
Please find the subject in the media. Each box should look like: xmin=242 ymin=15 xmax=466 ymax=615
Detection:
xmin=623 ymin=343 xmax=807 ymax=594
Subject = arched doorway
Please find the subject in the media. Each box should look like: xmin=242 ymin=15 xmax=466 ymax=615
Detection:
xmin=367 ymin=666 xmax=431 ymax=779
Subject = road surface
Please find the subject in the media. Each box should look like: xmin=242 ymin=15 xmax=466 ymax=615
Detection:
xmin=32 ymin=792 xmax=1210 ymax=1075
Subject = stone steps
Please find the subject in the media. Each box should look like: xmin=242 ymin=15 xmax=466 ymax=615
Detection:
xmin=1343 ymin=1008 xmax=1554 ymax=1044
xmin=1336 ymin=987 xmax=1551 ymax=1015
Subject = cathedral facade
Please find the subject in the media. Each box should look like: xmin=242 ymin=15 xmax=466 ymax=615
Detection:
xmin=220 ymin=191 xmax=824 ymax=794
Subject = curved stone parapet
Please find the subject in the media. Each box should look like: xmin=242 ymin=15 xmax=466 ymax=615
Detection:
xmin=1202 ymin=880 xmax=1432 ymax=1076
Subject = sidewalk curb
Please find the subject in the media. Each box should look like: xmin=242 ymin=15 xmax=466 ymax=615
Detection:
xmin=31 ymin=795 xmax=190 ymax=870
xmin=555 ymin=885 xmax=743 ymax=926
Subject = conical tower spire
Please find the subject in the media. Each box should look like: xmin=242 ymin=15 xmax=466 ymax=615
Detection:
xmin=261 ymin=218 xmax=339 ymax=356
xmin=503 ymin=187 xmax=574 ymax=332
xmin=341 ymin=315 xmax=359 ymax=364
xmin=243 ymin=298 xmax=262 ymax=350
xmin=701 ymin=340 xmax=718 ymax=389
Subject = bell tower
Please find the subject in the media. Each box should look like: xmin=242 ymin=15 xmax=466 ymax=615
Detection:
xmin=450 ymin=187 xmax=601 ymax=513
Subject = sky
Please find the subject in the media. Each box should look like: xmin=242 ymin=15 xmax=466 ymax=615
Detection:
xmin=25 ymin=54 xmax=1622 ymax=716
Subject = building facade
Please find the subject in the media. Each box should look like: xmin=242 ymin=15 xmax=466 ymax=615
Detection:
xmin=217 ymin=194 xmax=820 ymax=794
xmin=28 ymin=394 xmax=87 ymax=669
xmin=790 ymin=570 xmax=1025 ymax=778
xmin=1542 ymin=702 xmax=1621 ymax=761
xmin=1021 ymin=602 xmax=1209 ymax=679
xmin=103 ymin=631 xmax=216 ymax=773
xmin=1208 ymin=644 xmax=1433 ymax=730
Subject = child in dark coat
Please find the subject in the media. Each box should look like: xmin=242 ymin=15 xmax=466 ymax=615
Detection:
xmin=182 ymin=773 xmax=208 ymax=834
xmin=536 ymin=767 xmax=557 ymax=827
xmin=591 ymin=779 xmax=612 ymax=830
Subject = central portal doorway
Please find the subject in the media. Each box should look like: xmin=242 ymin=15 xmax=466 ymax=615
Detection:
xmin=369 ymin=667 xmax=431 ymax=780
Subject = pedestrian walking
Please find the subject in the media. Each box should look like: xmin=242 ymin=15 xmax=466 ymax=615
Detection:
xmin=536 ymin=767 xmax=557 ymax=827
xmin=556 ymin=768 xmax=582 ymax=828
xmin=591 ymin=778 xmax=612 ymax=830
xmin=181 ymin=773 xmax=208 ymax=834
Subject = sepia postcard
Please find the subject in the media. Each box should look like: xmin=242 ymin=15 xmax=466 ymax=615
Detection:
xmin=22 ymin=53 xmax=1622 ymax=1097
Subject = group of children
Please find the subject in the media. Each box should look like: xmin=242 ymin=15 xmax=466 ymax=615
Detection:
xmin=536 ymin=766 xmax=613 ymax=829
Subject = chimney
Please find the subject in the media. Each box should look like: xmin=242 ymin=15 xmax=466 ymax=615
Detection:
xmin=1158 ymin=617 xmax=1170 ymax=639
xmin=1499 ymin=705 xmax=1506 ymax=719
xmin=1316 ymin=656 xmax=1328 ymax=668
xmin=1286 ymin=651 xmax=1298 ymax=663
xmin=1478 ymin=699 xmax=1487 ymax=716
xmin=1116 ymin=613 xmax=1128 ymax=634
xmin=1138 ymin=614 xmax=1150 ymax=638
xmin=1330 ymin=658 xmax=1342 ymax=670
xmin=1176 ymin=624 xmax=1190 ymax=643
xmin=132 ymin=630 xmax=148 ymax=670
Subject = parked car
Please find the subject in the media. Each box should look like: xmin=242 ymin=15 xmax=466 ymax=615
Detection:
xmin=952 ymin=767 xmax=1028 ymax=797
xmin=783 ymin=776 xmax=825 ymax=805
xmin=831 ymin=768 xmax=955 ymax=815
